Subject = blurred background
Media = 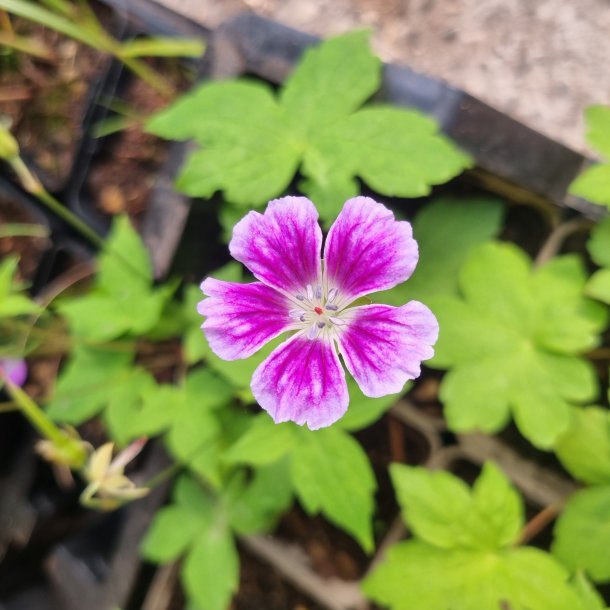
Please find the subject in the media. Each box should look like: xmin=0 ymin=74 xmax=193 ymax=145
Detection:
xmin=157 ymin=0 xmax=610 ymax=154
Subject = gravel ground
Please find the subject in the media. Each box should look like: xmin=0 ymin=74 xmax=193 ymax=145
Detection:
xmin=155 ymin=0 xmax=610 ymax=154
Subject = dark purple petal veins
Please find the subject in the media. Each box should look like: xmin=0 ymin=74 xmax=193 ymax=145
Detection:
xmin=251 ymin=334 xmax=348 ymax=429
xmin=199 ymin=279 xmax=292 ymax=360
xmin=338 ymin=302 xmax=438 ymax=397
xmin=324 ymin=196 xmax=418 ymax=303
xmin=229 ymin=196 xmax=322 ymax=295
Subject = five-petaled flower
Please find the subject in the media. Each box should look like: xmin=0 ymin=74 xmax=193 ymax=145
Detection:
xmin=198 ymin=196 xmax=439 ymax=429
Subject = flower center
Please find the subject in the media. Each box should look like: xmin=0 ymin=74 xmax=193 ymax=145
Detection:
xmin=290 ymin=284 xmax=349 ymax=340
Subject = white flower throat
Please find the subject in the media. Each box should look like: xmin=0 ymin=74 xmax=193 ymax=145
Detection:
xmin=289 ymin=283 xmax=349 ymax=340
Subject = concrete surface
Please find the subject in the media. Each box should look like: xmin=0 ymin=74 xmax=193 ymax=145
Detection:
xmin=154 ymin=0 xmax=610 ymax=155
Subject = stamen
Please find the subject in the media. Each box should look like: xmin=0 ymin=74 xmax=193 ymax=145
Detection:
xmin=315 ymin=285 xmax=322 ymax=299
xmin=327 ymin=287 xmax=338 ymax=302
xmin=299 ymin=313 xmax=306 ymax=322
xmin=296 ymin=294 xmax=305 ymax=301
xmin=325 ymin=304 xmax=339 ymax=311
xmin=306 ymin=284 xmax=314 ymax=300
xmin=317 ymin=321 xmax=326 ymax=329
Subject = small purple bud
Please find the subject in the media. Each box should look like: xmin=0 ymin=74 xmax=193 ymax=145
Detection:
xmin=0 ymin=358 xmax=28 ymax=387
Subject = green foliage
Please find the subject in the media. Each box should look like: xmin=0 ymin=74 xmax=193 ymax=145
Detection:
xmin=147 ymin=32 xmax=471 ymax=221
xmin=363 ymin=463 xmax=587 ymax=610
xmin=57 ymin=216 xmax=173 ymax=341
xmin=390 ymin=462 xmax=523 ymax=549
xmin=0 ymin=256 xmax=40 ymax=318
xmin=554 ymin=406 xmax=610 ymax=485
xmin=142 ymin=475 xmax=239 ymax=610
xmin=431 ymin=242 xmax=607 ymax=448
xmin=224 ymin=414 xmax=376 ymax=551
xmin=586 ymin=217 xmax=610 ymax=304
xmin=572 ymin=572 xmax=609 ymax=610
xmin=553 ymin=486 xmax=610 ymax=583
xmin=380 ymin=196 xmax=505 ymax=305
xmin=46 ymin=346 xmax=134 ymax=424
xmin=569 ymin=106 xmax=610 ymax=208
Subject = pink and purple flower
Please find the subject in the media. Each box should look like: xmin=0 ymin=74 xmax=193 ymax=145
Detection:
xmin=0 ymin=358 xmax=28 ymax=387
xmin=198 ymin=196 xmax=438 ymax=429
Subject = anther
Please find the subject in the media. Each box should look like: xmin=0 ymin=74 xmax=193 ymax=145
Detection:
xmin=299 ymin=313 xmax=306 ymax=322
xmin=325 ymin=304 xmax=339 ymax=311
xmin=317 ymin=321 xmax=326 ymax=329
xmin=296 ymin=294 xmax=305 ymax=301
xmin=306 ymin=284 xmax=314 ymax=300
xmin=327 ymin=287 xmax=338 ymax=302
xmin=315 ymin=285 xmax=322 ymax=299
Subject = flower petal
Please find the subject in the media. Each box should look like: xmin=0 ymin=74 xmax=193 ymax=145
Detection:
xmin=199 ymin=279 xmax=292 ymax=360
xmin=0 ymin=358 xmax=27 ymax=387
xmin=324 ymin=197 xmax=418 ymax=303
xmin=251 ymin=334 xmax=349 ymax=429
xmin=338 ymin=302 xmax=438 ymax=397
xmin=229 ymin=196 xmax=322 ymax=295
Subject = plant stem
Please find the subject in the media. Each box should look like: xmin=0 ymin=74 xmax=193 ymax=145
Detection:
xmin=9 ymin=156 xmax=104 ymax=249
xmin=0 ymin=222 xmax=50 ymax=239
xmin=1 ymin=374 xmax=87 ymax=467
xmin=116 ymin=54 xmax=175 ymax=99
xmin=0 ymin=401 xmax=17 ymax=412
xmin=534 ymin=218 xmax=592 ymax=268
xmin=516 ymin=501 xmax=564 ymax=545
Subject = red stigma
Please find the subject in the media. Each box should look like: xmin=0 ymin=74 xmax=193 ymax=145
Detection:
xmin=314 ymin=306 xmax=323 ymax=315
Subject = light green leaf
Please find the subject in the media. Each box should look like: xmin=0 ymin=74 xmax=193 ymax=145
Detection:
xmin=363 ymin=541 xmax=585 ymax=610
xmin=57 ymin=291 xmax=167 ymax=341
xmin=149 ymin=80 xmax=299 ymax=207
xmin=588 ymin=218 xmax=610 ymax=268
xmin=585 ymin=106 xmax=610 ymax=160
xmin=304 ymin=108 xmax=471 ymax=212
xmin=98 ymin=215 xmax=152 ymax=290
xmin=291 ymin=426 xmax=376 ymax=552
xmin=554 ymin=407 xmax=610 ymax=485
xmin=57 ymin=216 xmax=169 ymax=340
xmin=148 ymin=34 xmax=469 ymax=218
xmin=0 ymin=294 xmax=40 ymax=317
xmin=140 ymin=504 xmax=205 ymax=563
xmin=280 ymin=30 xmax=380 ymax=135
xmin=569 ymin=164 xmax=610 ymax=209
xmin=0 ymin=256 xmax=40 ymax=317
xmin=380 ymin=197 xmax=504 ymax=306
xmin=46 ymin=347 xmax=133 ymax=424
xmin=223 ymin=415 xmax=295 ymax=466
xmin=182 ymin=522 xmax=239 ymax=610
xmin=432 ymin=241 xmax=606 ymax=449
xmin=118 ymin=36 xmax=204 ymax=59
xmin=572 ymin=572 xmax=608 ymax=610
xmin=587 ymin=269 xmax=610 ymax=304
xmin=553 ymin=486 xmax=610 ymax=582
xmin=103 ymin=368 xmax=158 ymax=446
xmin=141 ymin=476 xmax=215 ymax=564
xmin=390 ymin=464 xmax=473 ymax=548
xmin=390 ymin=462 xmax=523 ymax=550
xmin=227 ymin=460 xmax=293 ymax=535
